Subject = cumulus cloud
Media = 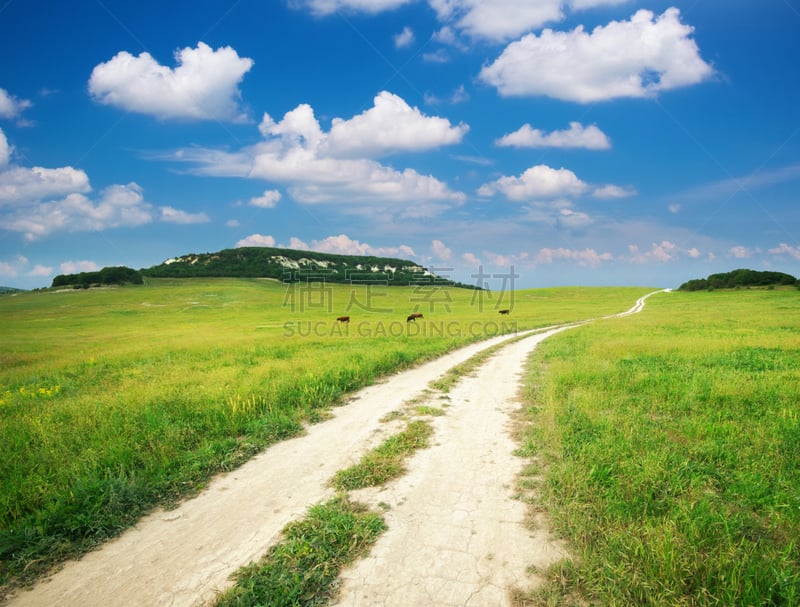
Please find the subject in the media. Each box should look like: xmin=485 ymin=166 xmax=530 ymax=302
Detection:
xmin=0 ymin=255 xmax=27 ymax=277
xmin=249 ymin=189 xmax=282 ymax=208
xmin=625 ymin=240 xmax=699 ymax=263
xmin=569 ymin=0 xmax=631 ymax=8
xmin=29 ymin=264 xmax=53 ymax=277
xmin=0 ymin=130 xmax=156 ymax=239
xmin=394 ymin=26 xmax=415 ymax=48
xmin=160 ymin=206 xmax=210 ymax=224
xmin=0 ymin=88 xmax=32 ymax=120
xmin=769 ymin=243 xmax=800 ymax=260
xmin=425 ymin=85 xmax=470 ymax=106
xmin=235 ymin=232 xmax=415 ymax=258
xmin=290 ymin=0 xmax=413 ymax=15
xmin=534 ymin=247 xmax=613 ymax=267
xmin=592 ymin=184 xmax=637 ymax=199
xmin=236 ymin=233 xmax=276 ymax=248
xmin=21 ymin=183 xmax=152 ymax=240
xmin=431 ymin=239 xmax=452 ymax=261
xmin=430 ymin=0 xmax=564 ymax=41
xmin=496 ymin=122 xmax=610 ymax=150
xmin=0 ymin=128 xmax=10 ymax=168
xmin=480 ymin=8 xmax=713 ymax=102
xmin=0 ymin=164 xmax=91 ymax=204
xmin=325 ymin=91 xmax=468 ymax=157
xmin=178 ymin=92 xmax=466 ymax=208
xmin=728 ymin=246 xmax=751 ymax=259
xmin=478 ymin=164 xmax=589 ymax=201
xmin=311 ymin=234 xmax=416 ymax=257
xmin=60 ymin=260 xmax=100 ymax=274
xmin=89 ymin=42 xmax=254 ymax=122
xmin=557 ymin=208 xmax=593 ymax=230
xmin=462 ymin=252 xmax=481 ymax=266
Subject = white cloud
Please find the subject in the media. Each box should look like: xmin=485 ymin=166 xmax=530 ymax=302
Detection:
xmin=569 ymin=0 xmax=631 ymax=9
xmin=236 ymin=233 xmax=276 ymax=248
xmin=290 ymin=0 xmax=413 ymax=16
xmin=557 ymin=208 xmax=593 ymax=230
xmin=626 ymin=240 xmax=684 ymax=263
xmin=592 ymin=184 xmax=636 ymax=199
xmin=60 ymin=260 xmax=100 ymax=274
xmin=496 ymin=122 xmax=610 ymax=150
xmin=425 ymin=85 xmax=470 ymax=106
xmin=0 ymin=183 xmax=153 ymax=241
xmin=249 ymin=189 xmax=282 ymax=208
xmin=0 ymin=255 xmax=27 ymax=277
xmin=394 ymin=26 xmax=415 ymax=48
xmin=287 ymin=237 xmax=311 ymax=250
xmin=180 ymin=92 xmax=466 ymax=208
xmin=234 ymin=232 xmax=415 ymax=258
xmin=462 ymin=252 xmax=481 ymax=266
xmin=485 ymin=250 xmax=529 ymax=268
xmin=769 ymin=243 xmax=800 ymax=260
xmin=160 ymin=206 xmax=210 ymax=224
xmin=429 ymin=0 xmax=564 ymax=41
xmin=422 ymin=49 xmax=451 ymax=63
xmin=431 ymin=239 xmax=452 ymax=261
xmin=480 ymin=8 xmax=713 ymax=102
xmin=310 ymin=234 xmax=416 ymax=258
xmin=89 ymin=42 xmax=254 ymax=122
xmin=29 ymin=264 xmax=53 ymax=277
xmin=0 ymin=88 xmax=32 ymax=119
xmin=478 ymin=164 xmax=588 ymax=201
xmin=0 ymin=128 xmax=10 ymax=167
xmin=325 ymin=91 xmax=468 ymax=157
xmin=0 ymin=165 xmax=91 ymax=204
xmin=225 ymin=219 xmax=241 ymax=228
xmin=534 ymin=247 xmax=613 ymax=267
xmin=729 ymin=246 xmax=751 ymax=259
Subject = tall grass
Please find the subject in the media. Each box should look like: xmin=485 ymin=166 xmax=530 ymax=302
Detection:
xmin=520 ymin=289 xmax=800 ymax=605
xmin=215 ymin=496 xmax=386 ymax=607
xmin=0 ymin=278 xmax=652 ymax=590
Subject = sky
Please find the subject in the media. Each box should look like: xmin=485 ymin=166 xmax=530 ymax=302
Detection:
xmin=1 ymin=0 xmax=799 ymax=290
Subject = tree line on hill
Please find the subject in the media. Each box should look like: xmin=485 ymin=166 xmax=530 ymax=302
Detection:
xmin=678 ymin=269 xmax=798 ymax=291
xmin=51 ymin=266 xmax=144 ymax=289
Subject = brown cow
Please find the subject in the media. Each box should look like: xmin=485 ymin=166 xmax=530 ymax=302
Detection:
xmin=498 ymin=309 xmax=510 ymax=315
xmin=336 ymin=316 xmax=350 ymax=323
xmin=406 ymin=312 xmax=424 ymax=322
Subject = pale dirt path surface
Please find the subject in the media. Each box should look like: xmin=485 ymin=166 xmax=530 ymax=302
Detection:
xmin=5 ymin=331 xmax=534 ymax=607
xmin=333 ymin=329 xmax=571 ymax=607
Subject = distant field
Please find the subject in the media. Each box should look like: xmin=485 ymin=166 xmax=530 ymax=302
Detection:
xmin=522 ymin=289 xmax=800 ymax=605
xmin=0 ymin=278 xmax=650 ymax=589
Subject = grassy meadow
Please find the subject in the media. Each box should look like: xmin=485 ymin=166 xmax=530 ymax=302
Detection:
xmin=0 ymin=277 xmax=650 ymax=590
xmin=520 ymin=288 xmax=800 ymax=606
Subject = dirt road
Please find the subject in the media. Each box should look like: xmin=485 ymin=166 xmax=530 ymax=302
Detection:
xmin=8 ymin=292 xmax=664 ymax=606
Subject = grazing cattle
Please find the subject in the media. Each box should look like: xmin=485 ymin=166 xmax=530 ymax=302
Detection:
xmin=406 ymin=312 xmax=424 ymax=322
xmin=336 ymin=316 xmax=350 ymax=323
xmin=498 ymin=309 xmax=510 ymax=315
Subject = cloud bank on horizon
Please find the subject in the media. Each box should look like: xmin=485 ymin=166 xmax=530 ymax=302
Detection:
xmin=0 ymin=0 xmax=798 ymax=289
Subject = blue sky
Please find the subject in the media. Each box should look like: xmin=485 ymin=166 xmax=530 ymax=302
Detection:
xmin=1 ymin=0 xmax=799 ymax=290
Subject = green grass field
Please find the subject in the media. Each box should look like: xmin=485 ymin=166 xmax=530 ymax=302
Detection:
xmin=520 ymin=288 xmax=800 ymax=606
xmin=0 ymin=277 xmax=649 ymax=590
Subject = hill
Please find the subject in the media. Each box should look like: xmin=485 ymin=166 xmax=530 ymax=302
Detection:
xmin=678 ymin=268 xmax=798 ymax=291
xmin=0 ymin=286 xmax=25 ymax=295
xmin=141 ymin=246 xmax=476 ymax=288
